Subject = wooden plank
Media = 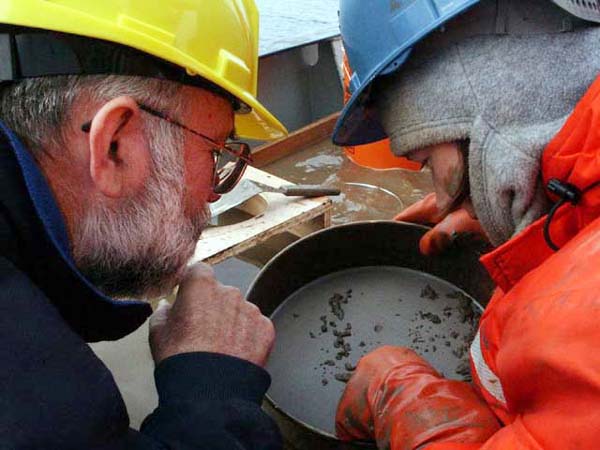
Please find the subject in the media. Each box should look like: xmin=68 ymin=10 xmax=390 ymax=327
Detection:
xmin=198 ymin=202 xmax=331 ymax=266
xmin=251 ymin=112 xmax=340 ymax=168
xmin=288 ymin=214 xmax=330 ymax=238
xmin=193 ymin=166 xmax=332 ymax=265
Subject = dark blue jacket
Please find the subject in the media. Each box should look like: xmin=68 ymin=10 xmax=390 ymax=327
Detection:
xmin=0 ymin=123 xmax=282 ymax=449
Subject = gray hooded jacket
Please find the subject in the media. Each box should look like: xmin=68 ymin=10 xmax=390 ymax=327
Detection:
xmin=375 ymin=0 xmax=600 ymax=245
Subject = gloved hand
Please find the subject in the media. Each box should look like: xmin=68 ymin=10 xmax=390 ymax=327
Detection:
xmin=336 ymin=346 xmax=500 ymax=450
xmin=394 ymin=193 xmax=487 ymax=255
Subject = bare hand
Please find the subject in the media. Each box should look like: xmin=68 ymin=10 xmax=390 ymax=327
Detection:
xmin=149 ymin=263 xmax=275 ymax=366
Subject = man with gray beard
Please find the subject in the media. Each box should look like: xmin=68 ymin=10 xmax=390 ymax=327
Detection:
xmin=0 ymin=2 xmax=287 ymax=449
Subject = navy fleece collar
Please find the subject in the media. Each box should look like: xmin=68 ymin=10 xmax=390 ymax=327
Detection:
xmin=0 ymin=122 xmax=152 ymax=341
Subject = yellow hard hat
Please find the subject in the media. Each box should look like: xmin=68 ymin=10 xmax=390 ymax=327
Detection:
xmin=0 ymin=0 xmax=287 ymax=141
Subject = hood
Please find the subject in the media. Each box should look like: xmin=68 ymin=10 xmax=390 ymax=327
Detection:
xmin=479 ymin=76 xmax=600 ymax=292
xmin=376 ymin=19 xmax=600 ymax=245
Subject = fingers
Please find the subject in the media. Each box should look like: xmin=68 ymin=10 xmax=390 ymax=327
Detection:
xmin=394 ymin=193 xmax=441 ymax=224
xmin=176 ymin=262 xmax=217 ymax=299
xmin=394 ymin=194 xmax=488 ymax=255
xmin=419 ymin=209 xmax=487 ymax=256
xmin=433 ymin=208 xmax=485 ymax=236
xmin=149 ymin=299 xmax=171 ymax=330
xmin=149 ymin=299 xmax=172 ymax=361
xmin=149 ymin=262 xmax=275 ymax=367
xmin=419 ymin=227 xmax=452 ymax=255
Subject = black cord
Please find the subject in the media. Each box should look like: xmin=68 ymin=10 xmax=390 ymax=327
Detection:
xmin=543 ymin=198 xmax=567 ymax=251
xmin=543 ymin=179 xmax=600 ymax=251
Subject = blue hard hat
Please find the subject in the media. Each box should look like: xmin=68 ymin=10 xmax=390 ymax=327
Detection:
xmin=333 ymin=0 xmax=480 ymax=146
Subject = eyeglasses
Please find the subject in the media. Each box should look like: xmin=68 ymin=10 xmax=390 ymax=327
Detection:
xmin=81 ymin=103 xmax=252 ymax=194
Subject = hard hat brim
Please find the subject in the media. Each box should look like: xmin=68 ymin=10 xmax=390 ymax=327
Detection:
xmin=333 ymin=49 xmax=411 ymax=147
xmin=333 ymin=75 xmax=389 ymax=147
xmin=334 ymin=0 xmax=480 ymax=147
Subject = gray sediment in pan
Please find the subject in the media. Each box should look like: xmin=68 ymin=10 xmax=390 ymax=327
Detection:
xmin=267 ymin=266 xmax=481 ymax=436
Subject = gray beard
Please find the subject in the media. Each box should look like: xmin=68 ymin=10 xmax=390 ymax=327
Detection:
xmin=72 ymin=120 xmax=209 ymax=299
xmin=75 ymin=200 xmax=209 ymax=299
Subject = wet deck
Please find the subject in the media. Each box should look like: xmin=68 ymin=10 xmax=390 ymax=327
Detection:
xmin=265 ymin=139 xmax=432 ymax=224
xmin=213 ymin=139 xmax=432 ymax=294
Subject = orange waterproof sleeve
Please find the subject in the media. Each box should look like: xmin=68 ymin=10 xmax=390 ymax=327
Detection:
xmin=338 ymin=282 xmax=600 ymax=449
xmin=336 ymin=347 xmax=500 ymax=449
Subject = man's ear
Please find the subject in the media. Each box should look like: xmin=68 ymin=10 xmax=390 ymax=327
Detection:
xmin=87 ymin=96 xmax=151 ymax=198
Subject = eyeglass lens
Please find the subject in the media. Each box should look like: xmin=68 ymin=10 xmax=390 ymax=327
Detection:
xmin=214 ymin=142 xmax=251 ymax=194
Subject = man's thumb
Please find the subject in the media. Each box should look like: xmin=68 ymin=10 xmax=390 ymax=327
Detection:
xmin=149 ymin=299 xmax=171 ymax=334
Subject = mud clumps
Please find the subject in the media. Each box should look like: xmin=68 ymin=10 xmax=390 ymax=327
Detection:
xmin=336 ymin=347 xmax=351 ymax=360
xmin=420 ymin=312 xmax=442 ymax=324
xmin=333 ymin=329 xmax=352 ymax=338
xmin=420 ymin=284 xmax=439 ymax=300
xmin=452 ymin=346 xmax=466 ymax=359
xmin=328 ymin=290 xmax=351 ymax=321
xmin=334 ymin=372 xmax=353 ymax=384
xmin=319 ymin=315 xmax=328 ymax=333
xmin=447 ymin=290 xmax=476 ymax=324
xmin=345 ymin=362 xmax=356 ymax=372
xmin=310 ymin=285 xmax=482 ymax=389
xmin=312 ymin=293 xmax=355 ymax=376
xmin=455 ymin=361 xmax=472 ymax=382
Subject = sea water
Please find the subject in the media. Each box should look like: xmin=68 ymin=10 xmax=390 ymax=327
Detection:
xmin=256 ymin=0 xmax=341 ymax=55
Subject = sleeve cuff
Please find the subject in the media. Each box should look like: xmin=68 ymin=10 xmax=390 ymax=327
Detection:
xmin=154 ymin=352 xmax=271 ymax=406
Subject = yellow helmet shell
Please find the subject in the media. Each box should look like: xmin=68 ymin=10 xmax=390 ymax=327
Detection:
xmin=0 ymin=0 xmax=287 ymax=140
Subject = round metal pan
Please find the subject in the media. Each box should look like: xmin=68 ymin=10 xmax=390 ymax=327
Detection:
xmin=247 ymin=221 xmax=493 ymax=450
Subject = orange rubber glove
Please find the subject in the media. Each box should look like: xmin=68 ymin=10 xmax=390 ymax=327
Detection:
xmin=336 ymin=346 xmax=500 ymax=450
xmin=394 ymin=193 xmax=487 ymax=255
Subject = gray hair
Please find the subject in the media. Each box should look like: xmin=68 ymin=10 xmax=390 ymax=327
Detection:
xmin=0 ymin=75 xmax=213 ymax=298
xmin=0 ymin=75 xmax=184 ymax=156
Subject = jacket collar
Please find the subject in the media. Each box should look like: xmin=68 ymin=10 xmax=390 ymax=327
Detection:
xmin=0 ymin=122 xmax=151 ymax=342
xmin=480 ymin=215 xmax=555 ymax=293
xmin=481 ymin=75 xmax=600 ymax=292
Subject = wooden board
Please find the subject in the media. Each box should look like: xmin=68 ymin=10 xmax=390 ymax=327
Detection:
xmin=251 ymin=112 xmax=340 ymax=168
xmin=193 ymin=166 xmax=332 ymax=265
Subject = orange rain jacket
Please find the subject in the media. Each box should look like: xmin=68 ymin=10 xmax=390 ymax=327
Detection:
xmin=337 ymin=76 xmax=600 ymax=449
xmin=465 ymin=75 xmax=600 ymax=449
